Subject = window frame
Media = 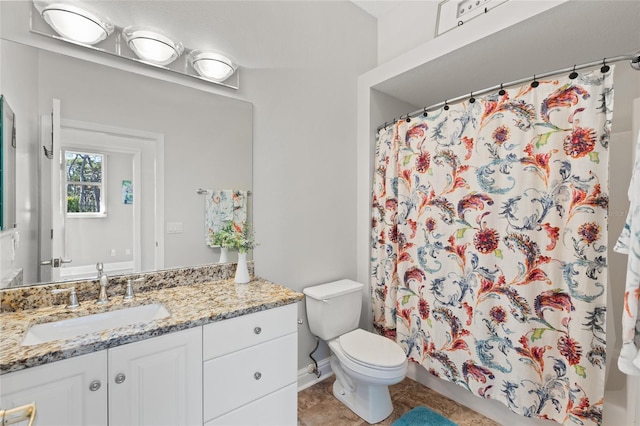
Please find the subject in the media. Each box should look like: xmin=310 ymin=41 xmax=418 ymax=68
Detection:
xmin=63 ymin=148 xmax=107 ymax=218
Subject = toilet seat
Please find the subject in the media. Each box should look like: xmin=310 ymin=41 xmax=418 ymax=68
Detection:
xmin=328 ymin=329 xmax=407 ymax=382
xmin=339 ymin=329 xmax=406 ymax=369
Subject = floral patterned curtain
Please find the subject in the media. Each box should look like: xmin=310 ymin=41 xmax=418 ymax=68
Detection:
xmin=371 ymin=67 xmax=614 ymax=425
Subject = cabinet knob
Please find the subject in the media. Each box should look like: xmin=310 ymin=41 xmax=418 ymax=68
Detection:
xmin=115 ymin=373 xmax=126 ymax=384
xmin=253 ymin=326 xmax=262 ymax=335
xmin=254 ymin=372 xmax=262 ymax=380
xmin=89 ymin=380 xmax=102 ymax=391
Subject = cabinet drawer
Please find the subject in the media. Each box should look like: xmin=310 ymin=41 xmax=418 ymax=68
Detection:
xmin=203 ymin=302 xmax=297 ymax=360
xmin=203 ymin=332 xmax=297 ymax=421
xmin=204 ymin=383 xmax=297 ymax=426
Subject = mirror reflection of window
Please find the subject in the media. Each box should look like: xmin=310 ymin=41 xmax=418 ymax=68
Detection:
xmin=64 ymin=150 xmax=106 ymax=216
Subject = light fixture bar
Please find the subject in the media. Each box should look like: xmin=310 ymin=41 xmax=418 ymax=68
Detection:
xmin=30 ymin=2 xmax=239 ymax=89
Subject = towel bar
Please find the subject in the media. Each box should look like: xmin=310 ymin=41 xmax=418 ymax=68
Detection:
xmin=197 ymin=188 xmax=252 ymax=195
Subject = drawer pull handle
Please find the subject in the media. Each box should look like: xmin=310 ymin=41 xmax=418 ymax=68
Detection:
xmin=254 ymin=372 xmax=262 ymax=380
xmin=254 ymin=326 xmax=262 ymax=335
xmin=89 ymin=380 xmax=102 ymax=391
xmin=115 ymin=373 xmax=126 ymax=384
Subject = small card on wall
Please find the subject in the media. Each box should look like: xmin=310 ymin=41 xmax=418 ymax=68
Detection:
xmin=122 ymin=180 xmax=133 ymax=204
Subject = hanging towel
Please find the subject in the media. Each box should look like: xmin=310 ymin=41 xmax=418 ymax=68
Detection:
xmin=205 ymin=189 xmax=248 ymax=247
xmin=614 ymin=130 xmax=640 ymax=375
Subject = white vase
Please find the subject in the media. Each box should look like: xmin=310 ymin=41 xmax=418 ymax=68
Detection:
xmin=234 ymin=252 xmax=250 ymax=283
xmin=219 ymin=247 xmax=229 ymax=263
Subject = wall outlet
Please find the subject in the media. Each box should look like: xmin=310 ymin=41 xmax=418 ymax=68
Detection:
xmin=110 ymin=249 xmax=116 ymax=257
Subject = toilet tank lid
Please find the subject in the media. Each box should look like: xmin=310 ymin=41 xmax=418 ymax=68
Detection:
xmin=303 ymin=279 xmax=364 ymax=300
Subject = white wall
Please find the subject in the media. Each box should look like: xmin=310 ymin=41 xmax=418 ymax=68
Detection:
xmin=377 ymin=1 xmax=439 ymax=64
xmin=244 ymin=1 xmax=378 ymax=369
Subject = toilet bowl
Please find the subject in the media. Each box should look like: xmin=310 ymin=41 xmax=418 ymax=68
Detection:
xmin=303 ymin=280 xmax=408 ymax=424
xmin=329 ymin=329 xmax=407 ymax=383
xmin=328 ymin=329 xmax=407 ymax=423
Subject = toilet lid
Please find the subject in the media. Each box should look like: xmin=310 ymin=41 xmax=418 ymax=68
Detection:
xmin=339 ymin=329 xmax=406 ymax=369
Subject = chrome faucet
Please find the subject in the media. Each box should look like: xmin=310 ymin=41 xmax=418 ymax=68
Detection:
xmin=96 ymin=262 xmax=109 ymax=304
xmin=124 ymin=277 xmax=144 ymax=300
xmin=51 ymin=287 xmax=80 ymax=309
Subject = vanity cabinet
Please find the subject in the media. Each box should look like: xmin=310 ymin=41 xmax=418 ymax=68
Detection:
xmin=203 ymin=303 xmax=298 ymax=425
xmin=0 ymin=303 xmax=299 ymax=426
xmin=0 ymin=327 xmax=202 ymax=426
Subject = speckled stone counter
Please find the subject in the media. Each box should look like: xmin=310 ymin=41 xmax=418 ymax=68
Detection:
xmin=0 ymin=264 xmax=303 ymax=375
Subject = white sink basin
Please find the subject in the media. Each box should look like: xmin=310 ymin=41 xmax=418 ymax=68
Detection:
xmin=21 ymin=303 xmax=170 ymax=346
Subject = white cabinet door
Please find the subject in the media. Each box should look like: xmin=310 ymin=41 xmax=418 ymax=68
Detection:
xmin=0 ymin=351 xmax=108 ymax=426
xmin=108 ymin=327 xmax=202 ymax=426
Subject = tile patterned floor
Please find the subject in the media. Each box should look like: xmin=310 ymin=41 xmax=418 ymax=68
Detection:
xmin=298 ymin=376 xmax=499 ymax=426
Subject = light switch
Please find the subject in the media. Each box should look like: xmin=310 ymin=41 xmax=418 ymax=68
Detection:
xmin=167 ymin=222 xmax=184 ymax=234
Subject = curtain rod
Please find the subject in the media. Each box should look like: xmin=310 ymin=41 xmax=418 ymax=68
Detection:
xmin=378 ymin=51 xmax=640 ymax=132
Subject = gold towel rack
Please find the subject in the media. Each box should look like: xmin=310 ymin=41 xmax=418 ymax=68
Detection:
xmin=0 ymin=402 xmax=37 ymax=425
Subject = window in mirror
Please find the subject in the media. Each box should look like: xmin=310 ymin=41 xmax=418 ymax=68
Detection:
xmin=64 ymin=150 xmax=106 ymax=216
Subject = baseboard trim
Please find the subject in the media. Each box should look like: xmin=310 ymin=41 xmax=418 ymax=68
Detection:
xmin=297 ymin=356 xmax=334 ymax=392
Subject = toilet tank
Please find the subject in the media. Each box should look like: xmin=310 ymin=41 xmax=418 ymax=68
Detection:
xmin=303 ymin=279 xmax=364 ymax=341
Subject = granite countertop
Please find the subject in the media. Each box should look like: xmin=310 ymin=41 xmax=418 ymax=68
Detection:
xmin=0 ymin=277 xmax=303 ymax=375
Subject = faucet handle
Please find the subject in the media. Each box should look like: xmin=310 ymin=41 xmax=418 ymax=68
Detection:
xmin=124 ymin=278 xmax=144 ymax=300
xmin=51 ymin=287 xmax=80 ymax=309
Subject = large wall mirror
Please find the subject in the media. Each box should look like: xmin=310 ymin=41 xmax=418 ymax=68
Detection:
xmin=1 ymin=39 xmax=252 ymax=287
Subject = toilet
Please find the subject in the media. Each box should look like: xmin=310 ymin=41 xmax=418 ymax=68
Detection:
xmin=303 ymin=279 xmax=407 ymax=424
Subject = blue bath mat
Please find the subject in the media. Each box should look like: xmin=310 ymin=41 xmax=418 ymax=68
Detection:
xmin=392 ymin=406 xmax=458 ymax=426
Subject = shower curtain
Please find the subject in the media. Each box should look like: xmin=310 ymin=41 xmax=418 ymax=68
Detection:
xmin=371 ymin=68 xmax=614 ymax=425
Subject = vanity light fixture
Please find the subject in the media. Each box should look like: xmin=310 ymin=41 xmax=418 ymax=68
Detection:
xmin=188 ymin=50 xmax=237 ymax=82
xmin=122 ymin=26 xmax=184 ymax=66
xmin=31 ymin=1 xmax=240 ymax=89
xmin=34 ymin=1 xmax=114 ymax=45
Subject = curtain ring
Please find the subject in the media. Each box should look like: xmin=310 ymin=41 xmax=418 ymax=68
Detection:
xmin=498 ymin=83 xmax=506 ymax=96
xmin=384 ymin=121 xmax=388 ymax=129
xmin=422 ymin=107 xmax=428 ymax=117
xmin=406 ymin=114 xmax=411 ymax=123
xmin=443 ymin=100 xmax=449 ymax=111
xmin=569 ymin=65 xmax=578 ymax=80
xmin=469 ymin=92 xmax=475 ymax=103
xmin=531 ymin=74 xmax=539 ymax=88
xmin=601 ymin=58 xmax=610 ymax=73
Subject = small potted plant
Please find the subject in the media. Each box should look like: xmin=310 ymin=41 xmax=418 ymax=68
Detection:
xmin=208 ymin=221 xmax=237 ymax=263
xmin=228 ymin=222 xmax=256 ymax=283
